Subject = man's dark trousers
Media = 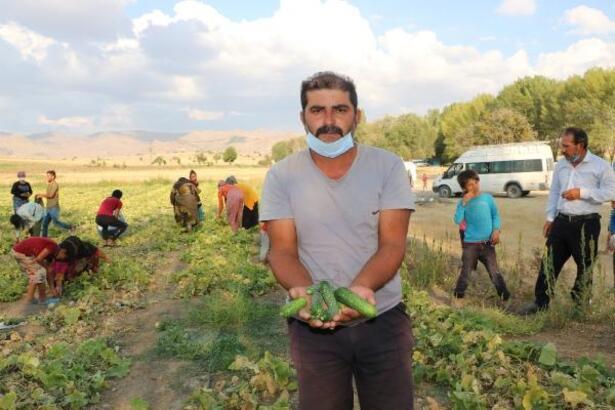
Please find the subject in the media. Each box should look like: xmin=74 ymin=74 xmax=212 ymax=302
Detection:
xmin=535 ymin=214 xmax=600 ymax=308
xmin=288 ymin=303 xmax=414 ymax=410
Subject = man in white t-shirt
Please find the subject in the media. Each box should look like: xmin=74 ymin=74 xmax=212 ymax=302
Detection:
xmin=260 ymin=72 xmax=415 ymax=409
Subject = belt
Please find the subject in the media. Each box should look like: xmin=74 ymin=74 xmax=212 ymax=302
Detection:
xmin=556 ymin=213 xmax=600 ymax=223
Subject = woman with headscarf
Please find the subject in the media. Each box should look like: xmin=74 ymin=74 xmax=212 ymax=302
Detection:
xmin=189 ymin=170 xmax=205 ymax=222
xmin=217 ymin=179 xmax=244 ymax=232
xmin=170 ymin=177 xmax=200 ymax=232
xmin=50 ymin=236 xmax=109 ymax=296
xmin=224 ymin=175 xmax=260 ymax=229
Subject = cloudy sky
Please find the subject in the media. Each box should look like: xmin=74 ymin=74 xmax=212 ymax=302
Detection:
xmin=1 ymin=0 xmax=614 ymax=134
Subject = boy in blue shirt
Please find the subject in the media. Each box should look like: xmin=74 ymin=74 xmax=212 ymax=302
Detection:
xmin=453 ymin=170 xmax=510 ymax=301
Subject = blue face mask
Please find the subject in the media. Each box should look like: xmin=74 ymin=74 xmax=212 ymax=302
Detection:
xmin=306 ymin=131 xmax=354 ymax=158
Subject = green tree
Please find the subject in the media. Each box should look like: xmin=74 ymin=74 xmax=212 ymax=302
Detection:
xmin=213 ymin=153 xmax=222 ymax=164
xmin=194 ymin=152 xmax=208 ymax=164
xmin=494 ymin=76 xmax=562 ymax=141
xmin=223 ymin=146 xmax=238 ymax=163
xmin=271 ymin=137 xmax=306 ymax=162
xmin=374 ymin=113 xmax=438 ymax=159
xmin=473 ymin=108 xmax=537 ymax=145
xmin=439 ymin=94 xmax=494 ymax=162
xmin=151 ymin=156 xmax=166 ymax=166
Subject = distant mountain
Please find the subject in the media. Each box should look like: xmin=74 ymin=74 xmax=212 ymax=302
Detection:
xmin=0 ymin=130 xmax=295 ymax=160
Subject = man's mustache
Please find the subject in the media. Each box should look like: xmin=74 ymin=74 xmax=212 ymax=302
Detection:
xmin=316 ymin=125 xmax=344 ymax=137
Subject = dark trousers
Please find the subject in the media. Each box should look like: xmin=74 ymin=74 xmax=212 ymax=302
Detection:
xmin=242 ymin=202 xmax=259 ymax=229
xmin=535 ymin=216 xmax=600 ymax=308
xmin=96 ymin=215 xmax=128 ymax=240
xmin=455 ymin=242 xmax=509 ymax=299
xmin=288 ymin=303 xmax=414 ymax=410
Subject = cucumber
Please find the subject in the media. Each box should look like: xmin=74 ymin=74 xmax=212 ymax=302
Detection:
xmin=310 ymin=291 xmax=327 ymax=321
xmin=334 ymin=287 xmax=377 ymax=319
xmin=319 ymin=281 xmax=340 ymax=319
xmin=280 ymin=297 xmax=307 ymax=318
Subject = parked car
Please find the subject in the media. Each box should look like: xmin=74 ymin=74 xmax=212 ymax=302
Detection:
xmin=432 ymin=142 xmax=554 ymax=198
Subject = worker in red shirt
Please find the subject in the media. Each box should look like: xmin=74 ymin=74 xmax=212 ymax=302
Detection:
xmin=96 ymin=190 xmax=128 ymax=247
xmin=11 ymin=237 xmax=64 ymax=304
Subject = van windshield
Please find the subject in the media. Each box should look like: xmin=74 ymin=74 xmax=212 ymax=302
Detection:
xmin=444 ymin=163 xmax=464 ymax=179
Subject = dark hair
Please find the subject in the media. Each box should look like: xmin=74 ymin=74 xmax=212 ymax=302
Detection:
xmin=300 ymin=71 xmax=358 ymax=110
xmin=189 ymin=169 xmax=196 ymax=177
xmin=112 ymin=189 xmax=123 ymax=199
xmin=59 ymin=237 xmax=79 ymax=260
xmin=10 ymin=214 xmax=24 ymax=229
xmin=457 ymin=169 xmax=479 ymax=189
xmin=562 ymin=127 xmax=588 ymax=149
xmin=46 ymin=170 xmax=56 ymax=178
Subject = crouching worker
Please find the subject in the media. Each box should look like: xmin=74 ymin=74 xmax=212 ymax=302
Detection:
xmin=50 ymin=236 xmax=109 ymax=297
xmin=170 ymin=177 xmax=200 ymax=232
xmin=96 ymin=189 xmax=128 ymax=247
xmin=11 ymin=236 xmax=60 ymax=305
xmin=10 ymin=198 xmax=46 ymax=240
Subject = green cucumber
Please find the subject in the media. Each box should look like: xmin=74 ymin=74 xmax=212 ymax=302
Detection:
xmin=280 ymin=297 xmax=307 ymax=318
xmin=310 ymin=291 xmax=327 ymax=320
xmin=334 ymin=287 xmax=377 ymax=319
xmin=319 ymin=281 xmax=340 ymax=319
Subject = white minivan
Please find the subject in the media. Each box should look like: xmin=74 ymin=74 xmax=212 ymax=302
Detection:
xmin=432 ymin=141 xmax=554 ymax=198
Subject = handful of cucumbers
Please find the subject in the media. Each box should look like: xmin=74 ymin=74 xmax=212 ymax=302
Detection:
xmin=279 ymin=281 xmax=377 ymax=320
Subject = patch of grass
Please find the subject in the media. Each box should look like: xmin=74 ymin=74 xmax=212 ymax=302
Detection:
xmin=455 ymin=306 xmax=544 ymax=336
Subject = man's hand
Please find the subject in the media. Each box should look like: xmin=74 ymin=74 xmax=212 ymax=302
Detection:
xmin=288 ymin=286 xmax=335 ymax=329
xmin=490 ymin=230 xmax=501 ymax=245
xmin=561 ymin=188 xmax=581 ymax=201
xmin=332 ymin=285 xmax=376 ymax=325
xmin=543 ymin=221 xmax=552 ymax=238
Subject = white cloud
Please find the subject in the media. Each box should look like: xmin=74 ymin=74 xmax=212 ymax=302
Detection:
xmin=496 ymin=0 xmax=536 ymax=16
xmin=1 ymin=0 xmax=614 ymax=133
xmin=0 ymin=22 xmax=56 ymax=62
xmin=186 ymin=109 xmax=225 ymax=121
xmin=38 ymin=115 xmax=94 ymax=128
xmin=536 ymin=38 xmax=615 ymax=79
xmin=563 ymin=5 xmax=615 ymax=36
xmin=0 ymin=0 xmax=132 ymax=42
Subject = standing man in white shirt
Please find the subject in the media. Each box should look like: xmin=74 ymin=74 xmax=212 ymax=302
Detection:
xmin=524 ymin=127 xmax=615 ymax=314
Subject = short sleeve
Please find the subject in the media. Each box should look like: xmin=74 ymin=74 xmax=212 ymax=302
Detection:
xmin=259 ymin=167 xmax=293 ymax=221
xmin=380 ymin=156 xmax=416 ymax=211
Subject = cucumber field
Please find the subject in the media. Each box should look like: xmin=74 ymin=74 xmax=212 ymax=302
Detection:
xmin=0 ymin=162 xmax=613 ymax=409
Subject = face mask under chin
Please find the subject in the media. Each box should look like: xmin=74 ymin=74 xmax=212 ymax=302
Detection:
xmin=306 ymin=131 xmax=355 ymax=158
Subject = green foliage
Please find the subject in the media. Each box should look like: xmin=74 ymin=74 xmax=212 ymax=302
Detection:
xmin=223 ymin=146 xmax=238 ymax=163
xmin=0 ymin=263 xmax=27 ymax=302
xmin=0 ymin=338 xmax=130 ymax=408
xmin=271 ymin=67 xmax=615 ymax=163
xmin=407 ymin=289 xmax=614 ymax=409
xmin=271 ymin=137 xmax=305 ymax=162
xmin=151 ymin=156 xmax=166 ymax=166
xmin=184 ymin=352 xmax=296 ymax=410
xmin=473 ymin=108 xmax=537 ymax=144
xmin=194 ymin=152 xmax=208 ymax=164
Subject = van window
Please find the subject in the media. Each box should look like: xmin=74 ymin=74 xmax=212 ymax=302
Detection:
xmin=444 ymin=163 xmax=464 ymax=179
xmin=485 ymin=159 xmax=543 ymax=174
xmin=467 ymin=162 xmax=490 ymax=174
xmin=546 ymin=158 xmax=554 ymax=171
xmin=513 ymin=159 xmax=542 ymax=172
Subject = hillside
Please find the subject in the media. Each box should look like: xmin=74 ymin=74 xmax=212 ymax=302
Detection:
xmin=0 ymin=130 xmax=295 ymax=160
